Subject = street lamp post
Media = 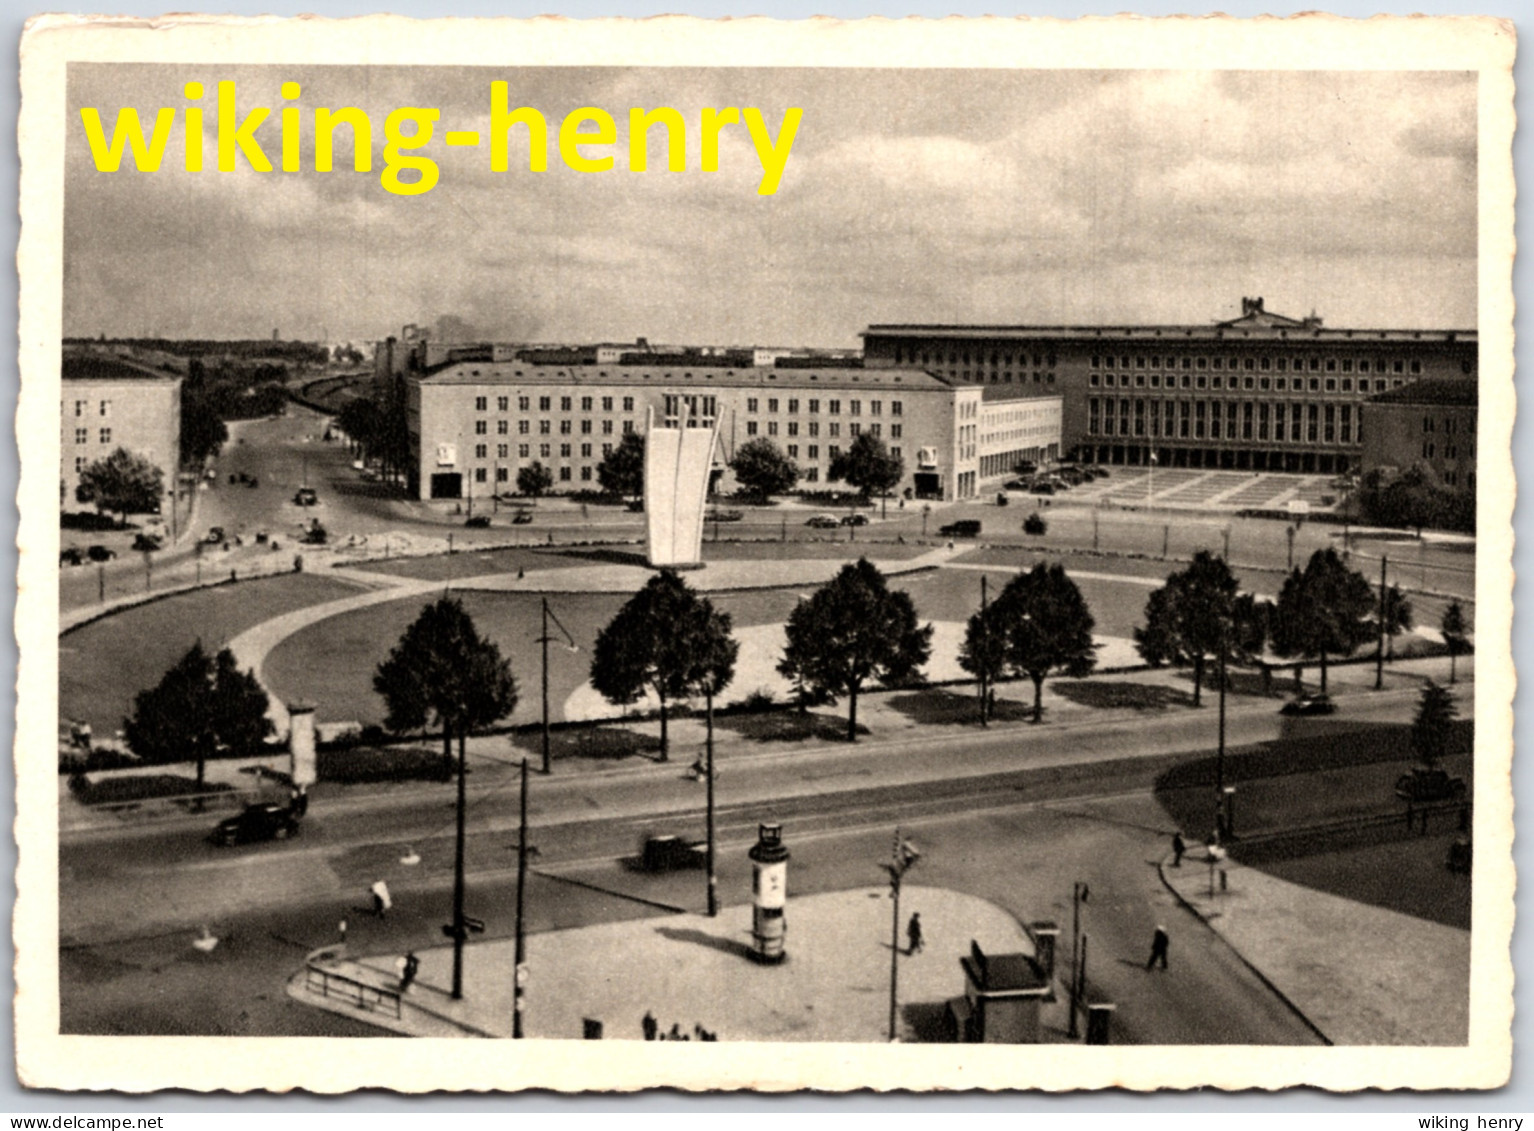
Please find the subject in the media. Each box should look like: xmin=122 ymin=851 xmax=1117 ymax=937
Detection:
xmin=1375 ymin=554 xmax=1388 ymax=691
xmin=513 ymin=757 xmax=529 ymax=1037
xmin=537 ymin=598 xmax=578 ymax=775
xmin=978 ymin=574 xmax=990 ymax=726
xmin=705 ymin=686 xmax=718 ymax=917
xmin=885 ymin=830 xmax=920 ymax=1042
xmin=450 ymin=724 xmax=467 ymax=999
xmin=1067 ymin=880 xmax=1089 ymax=1039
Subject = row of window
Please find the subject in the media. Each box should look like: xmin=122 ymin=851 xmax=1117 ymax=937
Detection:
xmin=476 ymin=418 xmax=639 ymax=437
xmin=70 ymin=427 xmax=112 ymax=444
xmin=473 ymin=394 xmax=638 ymax=413
xmin=1091 ymin=354 xmax=1426 ymax=376
xmin=69 ymin=399 xmax=113 ymax=417
xmin=1422 ymin=416 xmax=1466 ymax=434
xmin=1090 ymin=372 xmax=1407 ymax=395
xmin=894 ymin=347 xmax=1057 ymax=368
xmin=1421 ymin=440 xmax=1475 ymax=461
xmin=743 ymin=420 xmax=903 ymax=441
xmin=1086 ymin=398 xmax=1359 ymax=445
xmin=464 ymin=445 xmax=903 ymax=483
xmin=745 ymin=397 xmax=904 ymax=417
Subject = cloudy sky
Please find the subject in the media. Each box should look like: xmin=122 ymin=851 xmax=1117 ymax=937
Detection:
xmin=64 ymin=66 xmax=1476 ymax=347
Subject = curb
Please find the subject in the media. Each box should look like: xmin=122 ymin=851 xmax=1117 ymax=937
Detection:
xmin=1155 ymin=852 xmax=1333 ymax=1046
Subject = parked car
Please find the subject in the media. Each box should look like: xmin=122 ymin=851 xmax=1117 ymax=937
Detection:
xmin=464 ymin=515 xmax=491 ymax=528
xmin=211 ymin=802 xmax=301 ymax=847
xmin=707 ymin=509 xmax=744 ymax=523
xmin=1279 ymin=693 xmax=1336 ymax=716
xmin=294 ymin=487 xmax=319 ymax=506
xmin=59 ymin=547 xmax=84 ymax=567
xmin=205 ymin=527 xmax=225 ymax=544
xmin=1002 ymin=479 xmax=1031 ymax=491
xmin=86 ymin=544 xmax=116 ymax=562
xmin=1395 ymin=767 xmax=1468 ymax=803
xmin=841 ymin=514 xmax=869 ymax=527
xmin=1029 ymin=482 xmax=1056 ymax=496
xmin=511 ymin=511 xmax=534 ymax=525
xmin=805 ymin=514 xmax=840 ymax=529
xmin=1013 ymin=460 xmax=1038 ymax=475
xmin=637 ymin=833 xmax=706 ymax=872
xmin=938 ymin=519 xmax=982 ymax=538
xmin=131 ymin=533 xmax=163 ymax=553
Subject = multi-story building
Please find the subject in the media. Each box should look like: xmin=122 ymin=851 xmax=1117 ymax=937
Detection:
xmin=60 ymin=354 xmax=181 ymax=510
xmin=1360 ymin=378 xmax=1478 ymax=492
xmin=863 ymin=298 xmax=1477 ymax=476
xmin=406 ymin=361 xmax=1061 ymax=503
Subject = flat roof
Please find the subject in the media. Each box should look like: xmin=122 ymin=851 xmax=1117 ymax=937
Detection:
xmin=863 ymin=324 xmax=1475 ymax=345
xmin=1369 ymin=378 xmax=1478 ymax=407
xmin=62 ymin=354 xmax=182 ymax=383
xmin=418 ymin=362 xmax=963 ymax=393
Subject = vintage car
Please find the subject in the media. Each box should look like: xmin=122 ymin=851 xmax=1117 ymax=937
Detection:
xmin=211 ymin=802 xmax=301 ymax=847
xmin=939 ymin=519 xmax=982 ymax=538
xmin=1279 ymin=693 xmax=1336 ymax=716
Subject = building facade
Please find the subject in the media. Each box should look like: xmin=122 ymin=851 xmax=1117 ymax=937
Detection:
xmin=60 ymin=354 xmax=181 ymax=510
xmin=863 ymin=298 xmax=1477 ymax=476
xmin=1360 ymin=379 xmax=1478 ymax=492
xmin=406 ymin=361 xmax=1058 ymax=503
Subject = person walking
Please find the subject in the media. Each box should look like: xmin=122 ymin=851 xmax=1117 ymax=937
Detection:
xmin=398 ymin=951 xmax=419 ymax=992
xmin=642 ymin=1012 xmax=658 ymax=1041
xmin=1146 ymin=925 xmax=1170 ymax=971
xmin=338 ymin=918 xmax=348 ymax=946
xmin=1171 ymin=831 xmax=1186 ymax=868
xmin=371 ymin=879 xmax=392 ymax=918
xmin=906 ymin=911 xmax=924 ymax=955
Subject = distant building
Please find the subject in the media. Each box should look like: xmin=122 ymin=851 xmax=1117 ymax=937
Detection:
xmin=1361 ymin=378 xmax=1478 ymax=491
xmin=863 ymin=298 xmax=1477 ymax=475
xmin=406 ymin=360 xmax=1061 ymax=502
xmin=60 ymin=353 xmax=181 ymax=510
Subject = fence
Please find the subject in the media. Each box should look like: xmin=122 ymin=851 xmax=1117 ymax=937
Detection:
xmin=304 ymin=961 xmax=402 ymax=1021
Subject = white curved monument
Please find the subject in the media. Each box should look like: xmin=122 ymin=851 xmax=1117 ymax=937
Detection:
xmin=644 ymin=405 xmax=720 ymax=568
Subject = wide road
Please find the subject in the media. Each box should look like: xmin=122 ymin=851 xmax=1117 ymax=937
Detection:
xmin=60 ymin=678 xmax=1466 ymax=1043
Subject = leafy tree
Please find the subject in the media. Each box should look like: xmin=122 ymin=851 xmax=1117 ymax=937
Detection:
xmin=374 ymin=597 xmax=519 ymax=772
xmin=1440 ymin=600 xmax=1471 ymax=684
xmin=1271 ymin=548 xmax=1376 ymax=692
xmin=988 ymin=562 xmax=1097 ymax=723
xmin=729 ymin=437 xmax=798 ymax=502
xmin=336 ymin=396 xmax=380 ymax=459
xmin=1380 ymin=584 xmax=1414 ymax=662
xmin=1410 ymin=681 xmax=1458 ymax=769
xmin=124 ymin=642 xmax=273 ymax=789
xmin=1022 ymin=513 xmax=1047 ymax=536
xmin=517 ymin=461 xmax=553 ymax=498
xmin=778 ymin=558 xmax=932 ymax=742
xmin=180 ymin=392 xmax=229 ymax=466
xmin=597 ymin=432 xmax=646 ymax=499
xmin=589 ymin=570 xmax=735 ymax=761
xmin=1134 ymin=551 xmax=1240 ymax=706
xmin=828 ymin=432 xmax=904 ymax=501
xmin=75 ymin=447 xmax=164 ymax=527
xmin=958 ymin=597 xmax=1009 ymax=725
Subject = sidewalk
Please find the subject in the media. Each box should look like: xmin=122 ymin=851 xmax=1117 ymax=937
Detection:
xmin=288 ymin=885 xmax=1053 ymax=1041
xmin=1160 ymin=844 xmax=1470 ymax=1045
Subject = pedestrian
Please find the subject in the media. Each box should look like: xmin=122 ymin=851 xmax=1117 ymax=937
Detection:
xmin=906 ymin=911 xmax=924 ymax=955
xmin=642 ymin=1011 xmax=658 ymax=1041
xmin=338 ymin=917 xmax=348 ymax=945
xmin=668 ymin=1022 xmax=683 ymax=1040
xmin=399 ymin=951 xmax=419 ymax=993
xmin=371 ymin=879 xmax=392 ymax=917
xmin=1147 ymin=925 xmax=1169 ymax=971
xmin=1171 ymin=831 xmax=1186 ymax=868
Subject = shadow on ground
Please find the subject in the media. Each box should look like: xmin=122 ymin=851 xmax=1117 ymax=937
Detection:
xmin=883 ymin=688 xmax=1036 ymax=727
xmin=653 ymin=926 xmax=757 ymax=961
xmin=1052 ymin=679 xmax=1194 ymax=712
xmin=507 ymin=726 xmax=657 ymax=765
xmin=713 ymin=711 xmax=867 ymax=744
xmin=319 ymin=744 xmax=453 ymax=784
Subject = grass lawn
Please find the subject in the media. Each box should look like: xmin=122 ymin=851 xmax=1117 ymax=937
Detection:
xmin=59 ymin=573 xmax=363 ymax=737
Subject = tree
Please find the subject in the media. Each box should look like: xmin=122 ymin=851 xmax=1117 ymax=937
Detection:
xmin=181 ymin=392 xmax=228 ymax=465
xmin=373 ymin=596 xmax=519 ymax=772
xmin=1380 ymin=584 xmax=1414 ymax=661
xmin=123 ymin=642 xmax=273 ymax=789
xmin=589 ymin=570 xmax=735 ymax=761
xmin=75 ymin=447 xmax=164 ymax=526
xmin=1440 ymin=600 xmax=1471 ymax=684
xmin=958 ymin=598 xmax=1009 ymax=725
xmin=778 ymin=558 xmax=932 ymax=742
xmin=1134 ymin=551 xmax=1240 ymax=707
xmin=1410 ymin=681 xmax=1458 ymax=769
xmin=988 ymin=562 xmax=1097 ymax=723
xmin=729 ymin=437 xmax=798 ymax=502
xmin=829 ymin=432 xmax=904 ymax=501
xmin=517 ymin=461 xmax=553 ymax=498
xmin=597 ymin=432 xmax=646 ymax=499
xmin=1271 ymin=548 xmax=1376 ymax=693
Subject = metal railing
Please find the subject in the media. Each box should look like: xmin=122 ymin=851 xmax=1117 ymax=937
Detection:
xmin=305 ymin=962 xmax=402 ymax=1021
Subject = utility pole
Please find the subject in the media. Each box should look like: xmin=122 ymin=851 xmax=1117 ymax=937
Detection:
xmin=144 ymin=550 xmax=152 ymax=592
xmin=1375 ymin=554 xmax=1388 ymax=691
xmin=540 ymin=598 xmax=552 ymax=775
xmin=451 ymin=725 xmax=467 ymax=999
xmin=706 ymin=686 xmax=718 ymax=917
xmin=1217 ymin=622 xmax=1228 ymax=838
xmin=885 ymin=829 xmax=919 ymax=1042
xmin=98 ymin=562 xmax=105 ymax=603
xmin=1286 ymin=524 xmax=1296 ymax=570
xmin=513 ymin=757 xmax=529 ymax=1037
xmin=1068 ymin=881 xmax=1088 ymax=1039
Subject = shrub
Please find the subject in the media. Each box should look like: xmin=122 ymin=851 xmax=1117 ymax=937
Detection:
xmin=1023 ymin=513 xmax=1048 ymax=536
